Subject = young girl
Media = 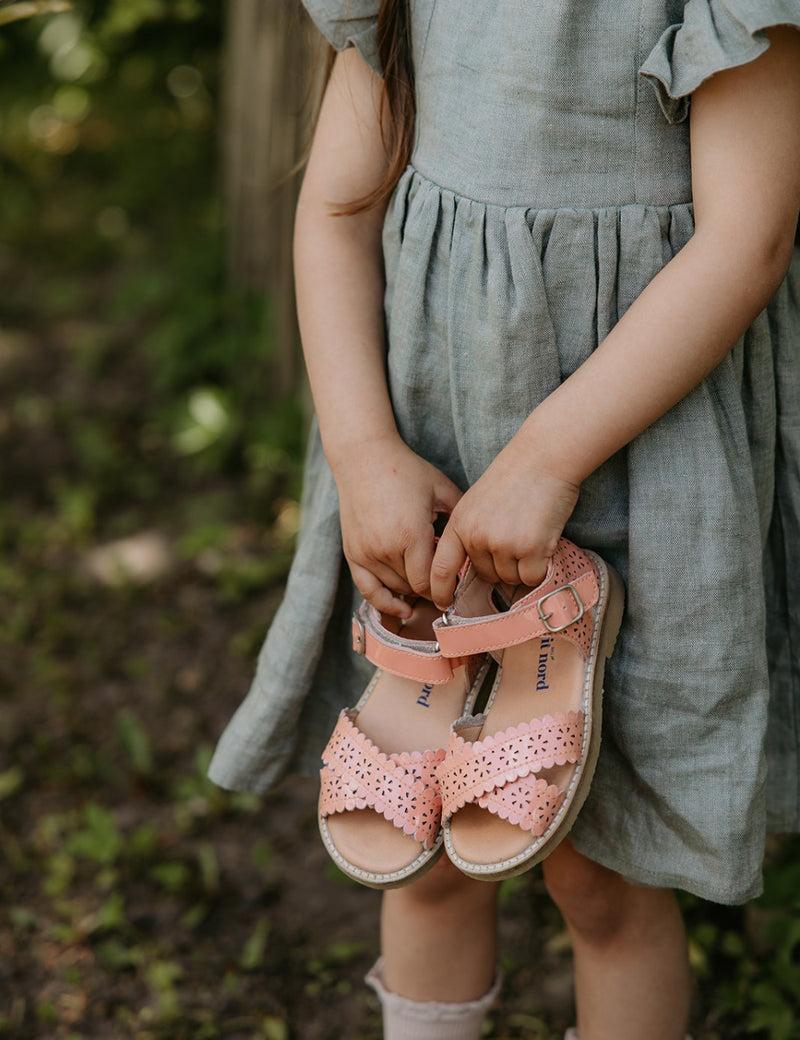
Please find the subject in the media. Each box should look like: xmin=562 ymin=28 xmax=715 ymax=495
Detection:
xmin=209 ymin=2 xmax=800 ymax=1037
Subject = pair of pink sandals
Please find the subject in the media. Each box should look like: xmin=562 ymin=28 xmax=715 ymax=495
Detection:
xmin=318 ymin=538 xmax=625 ymax=888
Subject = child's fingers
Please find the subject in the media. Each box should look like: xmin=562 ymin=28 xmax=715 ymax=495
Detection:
xmin=433 ymin=475 xmax=464 ymax=518
xmin=345 ymin=544 xmax=413 ymax=594
xmin=404 ymin=474 xmax=463 ymax=596
xmin=472 ymin=545 xmax=548 ymax=590
xmin=403 ymin=535 xmax=436 ymax=600
xmin=484 ymin=554 xmax=522 ymax=587
xmin=429 ymin=528 xmax=468 ymax=610
xmin=349 ymin=562 xmax=413 ymax=619
xmin=515 ymin=553 xmax=549 ymax=589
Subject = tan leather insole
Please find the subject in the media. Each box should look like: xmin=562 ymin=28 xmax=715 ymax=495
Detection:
xmin=448 ymin=630 xmax=583 ymax=865
xmin=327 ymin=602 xmax=474 ymax=874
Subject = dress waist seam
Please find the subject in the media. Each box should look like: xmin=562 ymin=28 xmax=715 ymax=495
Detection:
xmin=403 ymin=163 xmax=693 ymax=215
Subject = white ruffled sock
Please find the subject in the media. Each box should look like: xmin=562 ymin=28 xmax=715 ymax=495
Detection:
xmin=366 ymin=959 xmax=501 ymax=1040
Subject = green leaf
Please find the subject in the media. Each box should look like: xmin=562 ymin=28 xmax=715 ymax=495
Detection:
xmin=95 ymin=940 xmax=144 ymax=971
xmin=145 ymin=958 xmax=183 ymax=992
xmin=251 ymin=838 xmax=274 ymax=870
xmin=239 ymin=916 xmax=270 ymax=971
xmin=324 ymin=940 xmax=369 ymax=966
xmin=179 ymin=902 xmax=209 ymax=930
xmin=128 ymin=822 xmax=159 ymax=859
xmin=93 ymin=892 xmax=126 ymax=933
xmin=196 ymin=842 xmax=219 ymax=894
xmin=0 ymin=767 xmax=23 ymax=800
xmin=259 ymin=1017 xmax=289 ymax=1040
xmin=115 ymin=709 xmax=154 ymax=775
xmin=149 ymin=860 xmax=190 ymax=894
xmin=66 ymin=804 xmax=123 ymax=865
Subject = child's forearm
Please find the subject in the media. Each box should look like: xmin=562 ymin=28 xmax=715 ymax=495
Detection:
xmin=295 ymin=50 xmax=468 ymax=614
xmin=519 ymin=225 xmax=792 ymax=486
xmin=520 ymin=25 xmax=800 ymax=489
xmin=293 ymin=48 xmax=399 ymax=476
xmin=295 ymin=197 xmax=398 ymax=472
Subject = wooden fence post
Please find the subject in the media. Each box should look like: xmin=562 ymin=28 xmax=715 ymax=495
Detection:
xmin=222 ymin=0 xmax=324 ymax=398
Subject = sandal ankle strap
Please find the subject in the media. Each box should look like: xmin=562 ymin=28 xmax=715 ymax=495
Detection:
xmin=432 ymin=540 xmax=601 ymax=659
xmin=352 ymin=601 xmax=475 ymax=683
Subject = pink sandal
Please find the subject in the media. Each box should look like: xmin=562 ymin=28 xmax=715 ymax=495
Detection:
xmin=318 ymin=598 xmax=490 ymax=889
xmin=432 ymin=538 xmax=624 ymax=880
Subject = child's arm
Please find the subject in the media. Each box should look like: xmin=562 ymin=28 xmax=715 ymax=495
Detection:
xmin=431 ymin=26 xmax=800 ymax=606
xmin=295 ymin=49 xmax=462 ymax=618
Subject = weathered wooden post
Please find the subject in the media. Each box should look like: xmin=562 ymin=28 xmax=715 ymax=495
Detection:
xmin=222 ymin=0 xmax=324 ymax=397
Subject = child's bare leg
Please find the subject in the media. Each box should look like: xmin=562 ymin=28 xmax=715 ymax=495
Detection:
xmin=542 ymin=841 xmax=691 ymax=1040
xmin=380 ymin=856 xmax=500 ymax=1001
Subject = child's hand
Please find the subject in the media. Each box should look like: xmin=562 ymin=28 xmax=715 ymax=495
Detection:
xmin=332 ymin=436 xmax=463 ymax=619
xmin=429 ymin=438 xmax=580 ymax=610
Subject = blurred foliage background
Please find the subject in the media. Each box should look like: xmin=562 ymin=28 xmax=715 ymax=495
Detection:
xmin=0 ymin=2 xmax=799 ymax=1038
xmin=0 ymin=0 xmax=305 ymax=516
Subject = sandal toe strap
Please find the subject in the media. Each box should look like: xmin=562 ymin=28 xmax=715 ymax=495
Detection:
xmin=477 ymin=776 xmax=566 ymax=836
xmin=438 ymin=713 xmax=583 ymax=831
xmin=319 ymin=711 xmax=445 ymax=849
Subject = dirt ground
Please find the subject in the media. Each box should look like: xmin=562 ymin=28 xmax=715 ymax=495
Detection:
xmin=0 ymin=315 xmax=582 ymax=1040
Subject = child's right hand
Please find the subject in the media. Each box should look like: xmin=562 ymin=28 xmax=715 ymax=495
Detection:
xmin=331 ymin=435 xmax=463 ymax=620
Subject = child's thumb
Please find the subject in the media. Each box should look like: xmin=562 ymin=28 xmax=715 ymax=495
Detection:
xmin=430 ymin=526 xmax=467 ymax=611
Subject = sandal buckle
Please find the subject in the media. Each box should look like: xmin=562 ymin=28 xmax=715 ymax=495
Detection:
xmin=537 ymin=584 xmax=584 ymax=633
xmin=352 ymin=615 xmax=367 ymax=655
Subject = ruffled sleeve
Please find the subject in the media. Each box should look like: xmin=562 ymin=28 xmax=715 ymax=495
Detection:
xmin=640 ymin=0 xmax=800 ymax=123
xmin=303 ymin=0 xmax=381 ymax=76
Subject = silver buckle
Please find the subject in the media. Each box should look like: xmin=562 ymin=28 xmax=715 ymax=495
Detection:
xmin=352 ymin=614 xmax=367 ymax=655
xmin=537 ymin=584 xmax=584 ymax=634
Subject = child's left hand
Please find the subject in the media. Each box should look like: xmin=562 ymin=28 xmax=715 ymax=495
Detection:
xmin=429 ymin=435 xmax=580 ymax=609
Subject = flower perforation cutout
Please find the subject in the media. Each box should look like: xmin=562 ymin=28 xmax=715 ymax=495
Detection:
xmin=538 ymin=541 xmax=599 ymax=657
xmin=438 ymin=711 xmax=583 ymax=823
xmin=477 ymin=776 xmax=566 ymax=835
xmin=320 ymin=710 xmax=445 ymax=849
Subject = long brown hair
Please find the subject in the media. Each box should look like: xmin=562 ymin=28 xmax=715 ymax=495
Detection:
xmin=329 ymin=0 xmax=416 ymax=214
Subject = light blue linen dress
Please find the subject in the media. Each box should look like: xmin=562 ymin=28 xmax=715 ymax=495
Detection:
xmin=209 ymin=0 xmax=800 ymax=904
